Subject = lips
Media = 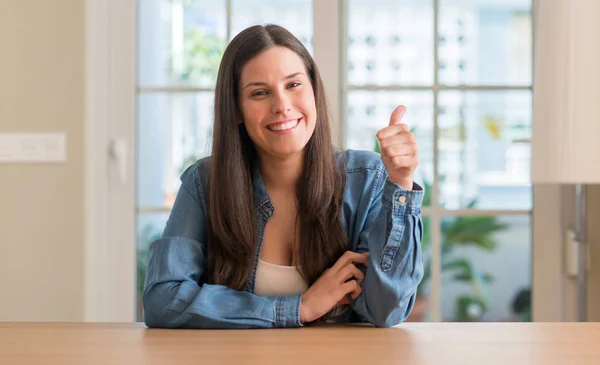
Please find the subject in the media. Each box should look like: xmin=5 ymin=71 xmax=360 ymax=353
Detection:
xmin=267 ymin=118 xmax=301 ymax=132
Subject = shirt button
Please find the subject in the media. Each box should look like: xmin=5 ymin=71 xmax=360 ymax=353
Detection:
xmin=398 ymin=195 xmax=407 ymax=204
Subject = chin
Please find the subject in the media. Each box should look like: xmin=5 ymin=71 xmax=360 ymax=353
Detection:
xmin=269 ymin=137 xmax=309 ymax=155
xmin=272 ymin=145 xmax=306 ymax=158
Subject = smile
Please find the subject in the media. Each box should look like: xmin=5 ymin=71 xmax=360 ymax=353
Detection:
xmin=267 ymin=118 xmax=301 ymax=132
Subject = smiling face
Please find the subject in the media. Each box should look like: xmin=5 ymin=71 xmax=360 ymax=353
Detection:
xmin=238 ymin=46 xmax=317 ymax=160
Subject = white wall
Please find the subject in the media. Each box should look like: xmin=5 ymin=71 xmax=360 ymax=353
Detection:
xmin=0 ymin=0 xmax=84 ymax=321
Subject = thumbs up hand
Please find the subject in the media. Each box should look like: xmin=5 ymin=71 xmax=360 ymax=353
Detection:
xmin=375 ymin=105 xmax=419 ymax=190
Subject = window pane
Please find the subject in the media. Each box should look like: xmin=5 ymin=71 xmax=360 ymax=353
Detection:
xmin=138 ymin=0 xmax=227 ymax=87
xmin=438 ymin=90 xmax=532 ymax=210
xmin=136 ymin=212 xmax=170 ymax=321
xmin=438 ymin=0 xmax=532 ymax=85
xmin=347 ymin=0 xmax=433 ymax=86
xmin=441 ymin=215 xmax=531 ymax=322
xmin=231 ymin=0 xmax=313 ymax=53
xmin=136 ymin=92 xmax=213 ymax=209
xmin=346 ymin=91 xmax=434 ymax=200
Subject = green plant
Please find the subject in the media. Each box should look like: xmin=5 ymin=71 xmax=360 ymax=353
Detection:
xmin=374 ymin=135 xmax=509 ymax=321
xmin=423 ymin=184 xmax=509 ymax=321
xmin=176 ymin=29 xmax=224 ymax=84
xmin=169 ymin=2 xmax=225 ymax=85
xmin=511 ymin=287 xmax=532 ymax=322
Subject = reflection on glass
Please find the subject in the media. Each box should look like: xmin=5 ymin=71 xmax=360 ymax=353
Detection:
xmin=347 ymin=0 xmax=434 ymax=86
xmin=440 ymin=215 xmax=531 ymax=322
xmin=136 ymin=212 xmax=170 ymax=321
xmin=231 ymin=0 xmax=313 ymax=53
xmin=136 ymin=92 xmax=214 ymax=209
xmin=437 ymin=90 xmax=532 ymax=210
xmin=138 ymin=0 xmax=227 ymax=87
xmin=346 ymin=91 xmax=434 ymax=196
xmin=439 ymin=0 xmax=532 ymax=85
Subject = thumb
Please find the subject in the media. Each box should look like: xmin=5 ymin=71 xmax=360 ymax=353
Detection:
xmin=389 ymin=105 xmax=407 ymax=127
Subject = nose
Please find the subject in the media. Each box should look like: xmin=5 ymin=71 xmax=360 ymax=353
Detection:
xmin=271 ymin=91 xmax=292 ymax=115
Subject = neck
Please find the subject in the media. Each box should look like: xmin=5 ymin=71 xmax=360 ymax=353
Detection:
xmin=258 ymin=151 xmax=304 ymax=193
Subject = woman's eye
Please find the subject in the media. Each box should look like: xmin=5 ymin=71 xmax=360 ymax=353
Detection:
xmin=288 ymin=82 xmax=301 ymax=88
xmin=251 ymin=90 xmax=267 ymax=97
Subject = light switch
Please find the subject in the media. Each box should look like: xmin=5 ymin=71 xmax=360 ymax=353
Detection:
xmin=0 ymin=133 xmax=67 ymax=163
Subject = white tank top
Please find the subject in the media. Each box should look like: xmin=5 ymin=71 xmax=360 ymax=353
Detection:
xmin=253 ymin=259 xmax=308 ymax=296
xmin=253 ymin=259 xmax=352 ymax=323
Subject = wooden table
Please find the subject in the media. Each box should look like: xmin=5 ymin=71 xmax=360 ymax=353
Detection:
xmin=1 ymin=322 xmax=599 ymax=364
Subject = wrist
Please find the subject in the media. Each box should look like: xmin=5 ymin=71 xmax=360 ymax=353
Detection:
xmin=299 ymin=295 xmax=312 ymax=323
xmin=391 ymin=178 xmax=413 ymax=191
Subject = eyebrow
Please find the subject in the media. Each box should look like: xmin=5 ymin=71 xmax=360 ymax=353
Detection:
xmin=243 ymin=72 xmax=305 ymax=90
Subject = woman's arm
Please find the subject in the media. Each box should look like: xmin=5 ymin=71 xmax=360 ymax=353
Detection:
xmin=142 ymin=164 xmax=302 ymax=329
xmin=351 ymin=173 xmax=424 ymax=328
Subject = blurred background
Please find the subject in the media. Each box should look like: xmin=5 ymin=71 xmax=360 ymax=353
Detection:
xmin=136 ymin=0 xmax=532 ymax=323
xmin=1 ymin=0 xmax=598 ymax=324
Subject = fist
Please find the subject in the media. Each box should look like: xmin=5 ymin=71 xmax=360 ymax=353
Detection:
xmin=375 ymin=105 xmax=419 ymax=190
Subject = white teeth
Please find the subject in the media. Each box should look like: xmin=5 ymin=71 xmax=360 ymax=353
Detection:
xmin=268 ymin=119 xmax=299 ymax=131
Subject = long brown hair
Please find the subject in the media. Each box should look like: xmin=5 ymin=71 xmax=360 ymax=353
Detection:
xmin=207 ymin=24 xmax=347 ymax=290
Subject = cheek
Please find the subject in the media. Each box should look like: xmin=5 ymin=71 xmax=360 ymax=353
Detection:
xmin=298 ymin=89 xmax=317 ymax=118
xmin=240 ymin=100 xmax=265 ymax=125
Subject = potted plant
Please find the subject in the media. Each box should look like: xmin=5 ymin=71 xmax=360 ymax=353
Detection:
xmin=511 ymin=287 xmax=531 ymax=322
xmin=374 ymin=137 xmax=508 ymax=321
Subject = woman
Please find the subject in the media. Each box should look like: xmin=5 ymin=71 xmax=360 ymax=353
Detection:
xmin=143 ymin=24 xmax=424 ymax=329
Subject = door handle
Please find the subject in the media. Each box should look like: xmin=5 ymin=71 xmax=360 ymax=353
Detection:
xmin=109 ymin=138 xmax=128 ymax=185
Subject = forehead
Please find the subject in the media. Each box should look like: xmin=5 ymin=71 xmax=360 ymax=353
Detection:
xmin=240 ymin=46 xmax=306 ymax=82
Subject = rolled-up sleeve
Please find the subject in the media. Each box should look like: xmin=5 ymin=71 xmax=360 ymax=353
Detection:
xmin=351 ymin=171 xmax=424 ymax=328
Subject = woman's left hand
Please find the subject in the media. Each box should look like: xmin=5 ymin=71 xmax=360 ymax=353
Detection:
xmin=376 ymin=105 xmax=419 ymax=190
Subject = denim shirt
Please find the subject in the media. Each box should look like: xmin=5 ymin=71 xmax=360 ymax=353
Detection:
xmin=143 ymin=149 xmax=424 ymax=329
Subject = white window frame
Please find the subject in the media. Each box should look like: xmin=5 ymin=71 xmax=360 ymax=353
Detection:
xmin=84 ymin=0 xmax=137 ymax=322
xmin=85 ymin=0 xmax=563 ymax=322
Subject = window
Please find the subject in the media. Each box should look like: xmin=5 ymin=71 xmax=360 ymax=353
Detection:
xmin=135 ymin=0 xmax=533 ymax=323
xmin=344 ymin=0 xmax=532 ymax=321
xmin=135 ymin=0 xmax=313 ymax=321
